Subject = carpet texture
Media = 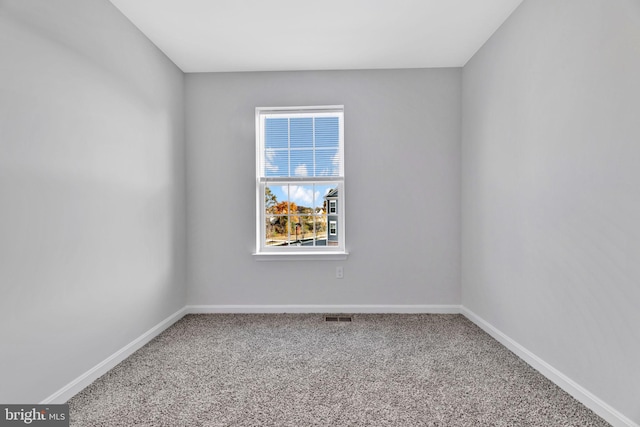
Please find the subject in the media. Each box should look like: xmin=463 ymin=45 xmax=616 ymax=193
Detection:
xmin=68 ymin=314 xmax=609 ymax=426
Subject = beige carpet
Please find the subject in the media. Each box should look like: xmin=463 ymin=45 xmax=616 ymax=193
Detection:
xmin=68 ymin=314 xmax=609 ymax=426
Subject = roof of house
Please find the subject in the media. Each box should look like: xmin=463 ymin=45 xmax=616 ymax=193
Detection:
xmin=325 ymin=188 xmax=338 ymax=198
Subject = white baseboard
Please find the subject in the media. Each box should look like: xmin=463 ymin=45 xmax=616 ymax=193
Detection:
xmin=40 ymin=307 xmax=188 ymax=404
xmin=460 ymin=307 xmax=638 ymax=427
xmin=186 ymin=304 xmax=462 ymax=314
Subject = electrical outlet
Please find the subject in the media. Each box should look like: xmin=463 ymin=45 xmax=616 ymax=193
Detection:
xmin=336 ymin=266 xmax=344 ymax=279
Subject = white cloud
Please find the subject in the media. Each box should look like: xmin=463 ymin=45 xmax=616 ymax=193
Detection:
xmin=294 ymin=164 xmax=308 ymax=177
xmin=265 ymin=149 xmax=278 ymax=173
xmin=289 ymin=185 xmax=320 ymax=207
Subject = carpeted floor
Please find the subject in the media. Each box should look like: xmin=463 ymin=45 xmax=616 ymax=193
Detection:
xmin=68 ymin=314 xmax=609 ymax=426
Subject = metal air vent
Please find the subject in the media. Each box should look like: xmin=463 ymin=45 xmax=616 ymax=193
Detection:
xmin=324 ymin=315 xmax=352 ymax=322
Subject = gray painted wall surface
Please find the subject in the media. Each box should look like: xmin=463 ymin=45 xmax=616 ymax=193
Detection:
xmin=462 ymin=0 xmax=640 ymax=422
xmin=186 ymin=69 xmax=461 ymax=306
xmin=0 ymin=0 xmax=187 ymax=402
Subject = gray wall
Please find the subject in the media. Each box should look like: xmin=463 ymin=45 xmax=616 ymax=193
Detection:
xmin=0 ymin=0 xmax=187 ymax=402
xmin=186 ymin=69 xmax=461 ymax=306
xmin=462 ymin=0 xmax=640 ymax=423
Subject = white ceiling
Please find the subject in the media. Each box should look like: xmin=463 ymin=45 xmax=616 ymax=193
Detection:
xmin=109 ymin=0 xmax=524 ymax=73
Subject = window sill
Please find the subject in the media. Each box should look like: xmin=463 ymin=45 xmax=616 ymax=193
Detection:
xmin=253 ymin=251 xmax=349 ymax=261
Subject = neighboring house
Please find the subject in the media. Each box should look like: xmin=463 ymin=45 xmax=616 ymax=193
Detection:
xmin=324 ymin=188 xmax=339 ymax=246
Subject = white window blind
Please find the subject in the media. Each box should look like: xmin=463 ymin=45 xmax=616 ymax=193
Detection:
xmin=259 ymin=110 xmax=343 ymax=180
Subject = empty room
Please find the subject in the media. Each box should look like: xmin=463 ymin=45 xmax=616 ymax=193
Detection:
xmin=1 ymin=0 xmax=638 ymax=426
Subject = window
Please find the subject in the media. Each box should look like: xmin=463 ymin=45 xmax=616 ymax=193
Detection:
xmin=255 ymin=106 xmax=346 ymax=259
xmin=329 ymin=221 xmax=337 ymax=236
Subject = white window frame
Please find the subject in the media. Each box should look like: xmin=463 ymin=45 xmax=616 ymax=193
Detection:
xmin=329 ymin=200 xmax=337 ymax=214
xmin=254 ymin=106 xmax=347 ymax=261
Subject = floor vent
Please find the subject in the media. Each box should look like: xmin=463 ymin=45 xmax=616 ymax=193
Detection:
xmin=324 ymin=315 xmax=352 ymax=322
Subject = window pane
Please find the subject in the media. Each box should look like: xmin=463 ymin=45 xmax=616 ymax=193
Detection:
xmin=265 ymin=216 xmax=289 ymax=246
xmin=290 ymin=215 xmax=310 ymax=243
xmin=290 ymin=149 xmax=313 ymax=177
xmin=264 ymin=149 xmax=288 ymax=177
xmin=315 ymin=117 xmax=339 ymax=148
xmin=292 ymin=215 xmax=317 ymax=246
xmin=314 ymin=214 xmax=328 ymax=245
xmin=315 ymin=184 xmax=337 ymax=211
xmin=315 ymin=148 xmax=339 ymax=177
xmin=285 ymin=184 xmax=314 ymax=212
xmin=266 ymin=185 xmax=292 ymax=211
xmin=265 ymin=118 xmax=288 ymax=149
xmin=290 ymin=118 xmax=313 ymax=149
